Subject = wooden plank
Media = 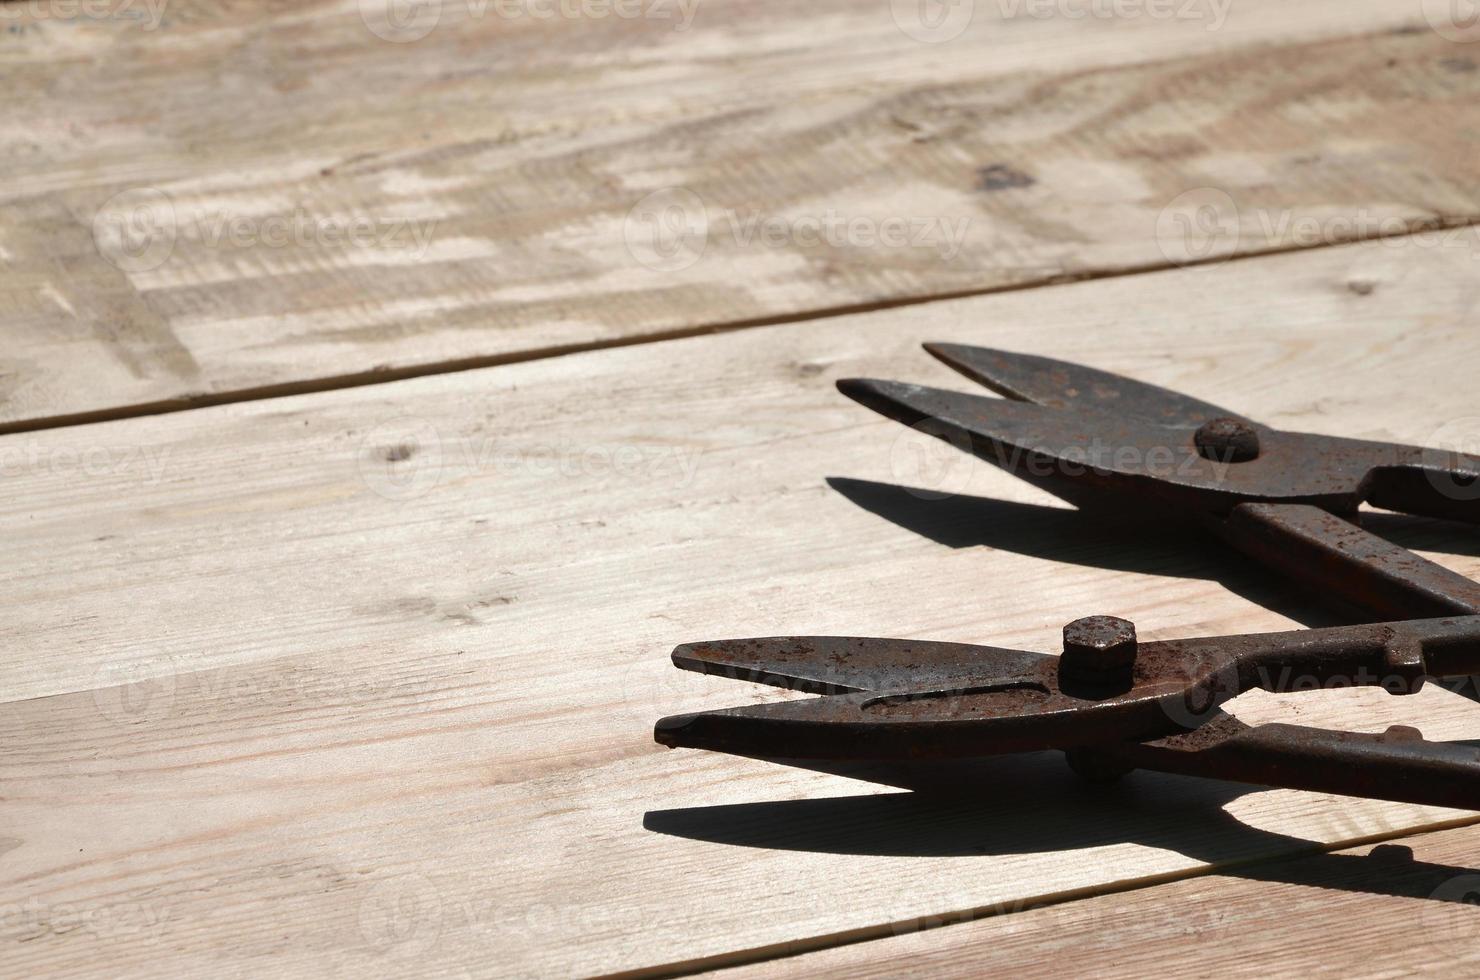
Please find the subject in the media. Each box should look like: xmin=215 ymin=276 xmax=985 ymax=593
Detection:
xmin=5 ymin=674 xmax=1480 ymax=978
xmin=702 ymin=822 xmax=1480 ymax=979
xmin=4 ymin=1 xmax=1478 ymax=427
xmin=2 ymin=236 xmax=1480 ymax=975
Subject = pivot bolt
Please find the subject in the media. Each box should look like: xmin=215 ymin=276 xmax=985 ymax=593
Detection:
xmin=1194 ymin=417 xmax=1260 ymax=462
xmin=1060 ymin=615 xmax=1138 ymax=688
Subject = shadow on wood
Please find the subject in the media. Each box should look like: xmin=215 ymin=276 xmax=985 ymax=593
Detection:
xmin=644 ymin=752 xmax=1480 ymax=908
xmin=826 ymin=477 xmax=1480 ymax=628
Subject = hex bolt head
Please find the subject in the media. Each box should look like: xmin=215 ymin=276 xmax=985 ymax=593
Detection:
xmin=1060 ymin=615 xmax=1138 ymax=687
xmin=1194 ymin=417 xmax=1261 ymax=463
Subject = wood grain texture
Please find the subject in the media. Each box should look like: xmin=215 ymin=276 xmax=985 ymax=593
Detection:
xmin=3 ymin=0 xmax=1478 ymax=426
xmin=703 ymin=822 xmax=1480 ymax=979
xmin=2 ymin=237 xmax=1480 ymax=976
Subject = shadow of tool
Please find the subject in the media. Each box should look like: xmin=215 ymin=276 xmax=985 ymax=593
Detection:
xmin=827 ymin=477 xmax=1480 ymax=629
xmin=657 ymin=482 xmax=1480 ymax=911
xmin=1362 ymin=511 xmax=1480 ymax=559
xmin=645 ymin=753 xmax=1480 ymax=910
xmin=646 ymin=481 xmax=1480 ymax=910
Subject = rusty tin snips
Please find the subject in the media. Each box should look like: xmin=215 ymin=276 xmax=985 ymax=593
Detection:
xmin=655 ymin=347 xmax=1480 ymax=807
xmin=657 ymin=616 xmax=1480 ymax=810
xmin=839 ymin=344 xmax=1480 ymax=620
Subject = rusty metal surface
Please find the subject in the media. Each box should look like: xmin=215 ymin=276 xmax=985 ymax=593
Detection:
xmin=920 ymin=343 xmax=1249 ymax=427
xmin=1108 ymin=715 xmax=1480 ymax=811
xmin=835 ymin=376 xmax=1460 ymax=517
xmin=657 ymin=616 xmax=1480 ymax=806
xmin=842 ymin=345 xmax=1480 ymax=617
xmin=1224 ymin=502 xmax=1480 ymax=618
xmin=920 ymin=344 xmax=1480 ymax=508
xmin=669 ymin=636 xmax=1049 ymax=696
xmin=656 ymin=616 xmax=1480 ymax=756
xmin=658 ymin=347 xmax=1480 ymax=808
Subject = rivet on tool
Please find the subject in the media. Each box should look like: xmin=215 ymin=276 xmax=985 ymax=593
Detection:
xmin=1194 ymin=417 xmax=1261 ymax=462
xmin=1381 ymin=636 xmax=1428 ymax=695
xmin=1059 ymin=615 xmax=1137 ymax=688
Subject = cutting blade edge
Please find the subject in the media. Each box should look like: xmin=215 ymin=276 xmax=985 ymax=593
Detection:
xmin=922 ymin=343 xmax=1249 ymax=427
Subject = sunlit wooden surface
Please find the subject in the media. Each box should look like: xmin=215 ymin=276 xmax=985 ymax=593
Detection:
xmin=4 ymin=1 xmax=1480 ymax=975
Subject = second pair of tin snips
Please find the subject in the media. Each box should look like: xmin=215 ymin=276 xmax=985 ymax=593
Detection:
xmin=655 ymin=345 xmax=1480 ymax=809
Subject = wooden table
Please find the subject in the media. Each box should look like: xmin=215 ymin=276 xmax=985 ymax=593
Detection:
xmin=5 ymin=2 xmax=1480 ymax=975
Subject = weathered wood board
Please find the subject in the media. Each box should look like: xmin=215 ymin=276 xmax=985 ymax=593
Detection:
xmin=704 ymin=823 xmax=1480 ymax=978
xmin=3 ymin=235 xmax=1480 ymax=975
xmin=3 ymin=1 xmax=1478 ymax=428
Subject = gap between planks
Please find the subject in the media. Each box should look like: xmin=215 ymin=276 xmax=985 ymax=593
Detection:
xmin=5 ymin=5 xmax=1476 ymax=430
xmin=3 ymin=212 xmax=1477 ymax=440
xmin=3 ymin=238 xmax=1480 ymax=975
xmin=621 ymin=814 xmax=1480 ymax=980
xmin=690 ymin=819 xmax=1480 ymax=980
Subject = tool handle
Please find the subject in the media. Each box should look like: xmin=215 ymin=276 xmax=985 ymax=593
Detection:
xmin=1109 ymin=719 xmax=1480 ymax=811
xmin=1218 ymin=502 xmax=1480 ymax=619
xmin=1365 ymin=454 xmax=1480 ymax=525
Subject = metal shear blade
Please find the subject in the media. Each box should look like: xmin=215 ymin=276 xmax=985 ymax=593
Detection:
xmin=840 ymin=345 xmax=1480 ymax=619
xmin=954 ymin=343 xmax=1476 ymax=511
xmin=656 ymin=616 xmax=1480 ymax=809
xmin=837 ymin=377 xmax=1418 ymax=513
xmin=657 ymin=346 xmax=1480 ymax=810
xmin=670 ymin=636 xmax=1052 ymax=695
xmin=919 ymin=342 xmax=1248 ymax=426
xmin=659 ymin=618 xmax=1478 ymax=755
